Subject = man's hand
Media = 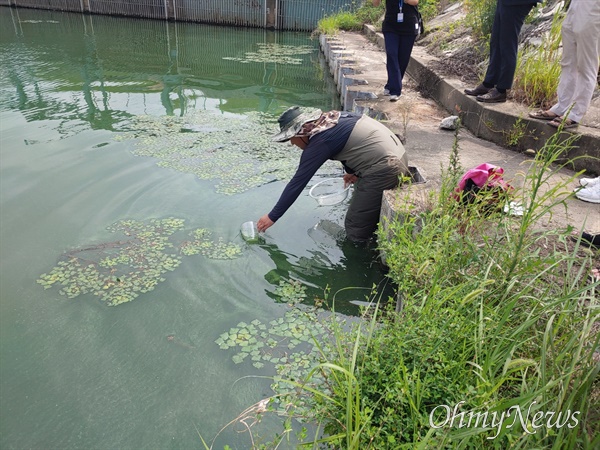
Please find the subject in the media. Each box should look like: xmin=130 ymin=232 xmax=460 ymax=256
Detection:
xmin=343 ymin=173 xmax=358 ymax=188
xmin=257 ymin=214 xmax=274 ymax=232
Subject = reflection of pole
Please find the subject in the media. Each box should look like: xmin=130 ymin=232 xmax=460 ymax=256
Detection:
xmin=8 ymin=4 xmax=22 ymax=36
xmin=80 ymin=0 xmax=91 ymax=14
xmin=265 ymin=0 xmax=277 ymax=30
xmin=257 ymin=30 xmax=278 ymax=113
xmin=161 ymin=21 xmax=186 ymax=116
xmin=160 ymin=85 xmax=173 ymax=116
xmin=81 ymin=9 xmax=94 ymax=36
xmin=82 ymin=24 xmax=99 ymax=119
xmin=164 ymin=0 xmax=175 ymax=21
xmin=81 ymin=14 xmax=113 ymax=124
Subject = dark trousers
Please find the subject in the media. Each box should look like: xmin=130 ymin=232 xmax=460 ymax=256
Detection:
xmin=383 ymin=31 xmax=416 ymax=96
xmin=483 ymin=1 xmax=536 ymax=90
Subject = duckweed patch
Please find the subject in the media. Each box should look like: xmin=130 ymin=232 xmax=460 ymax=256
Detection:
xmin=216 ymin=281 xmax=352 ymax=414
xmin=37 ymin=218 xmax=242 ymax=306
xmin=223 ymin=43 xmax=315 ymax=65
xmin=114 ymin=110 xmax=341 ymax=195
xmin=180 ymin=228 xmax=242 ymax=260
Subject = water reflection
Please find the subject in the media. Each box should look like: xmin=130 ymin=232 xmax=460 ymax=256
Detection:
xmin=260 ymin=220 xmax=394 ymax=315
xmin=0 ymin=7 xmax=340 ymax=134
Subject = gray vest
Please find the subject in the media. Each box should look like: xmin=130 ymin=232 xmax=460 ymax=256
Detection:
xmin=333 ymin=115 xmax=408 ymax=177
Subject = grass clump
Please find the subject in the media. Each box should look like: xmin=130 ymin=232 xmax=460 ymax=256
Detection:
xmin=513 ymin=9 xmax=564 ymax=107
xmin=463 ymin=0 xmax=497 ymax=42
xmin=316 ymin=0 xmax=442 ymax=35
xmin=316 ymin=1 xmax=383 ymax=34
xmin=317 ymin=12 xmax=364 ymax=34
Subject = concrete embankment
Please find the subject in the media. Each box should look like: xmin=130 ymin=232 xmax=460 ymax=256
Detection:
xmin=316 ymin=28 xmax=600 ymax=237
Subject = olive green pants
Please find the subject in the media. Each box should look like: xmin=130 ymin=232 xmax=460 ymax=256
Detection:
xmin=345 ymin=156 xmax=408 ymax=242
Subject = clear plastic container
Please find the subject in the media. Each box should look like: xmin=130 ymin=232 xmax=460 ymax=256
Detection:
xmin=309 ymin=178 xmax=351 ymax=206
xmin=241 ymin=221 xmax=259 ymax=243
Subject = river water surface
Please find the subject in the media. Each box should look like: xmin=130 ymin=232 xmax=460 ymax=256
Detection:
xmin=0 ymin=7 xmax=392 ymax=448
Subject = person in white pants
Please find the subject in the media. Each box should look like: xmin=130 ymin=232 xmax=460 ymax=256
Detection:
xmin=528 ymin=0 xmax=600 ymax=129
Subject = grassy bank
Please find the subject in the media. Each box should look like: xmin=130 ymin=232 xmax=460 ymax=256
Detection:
xmin=310 ymin=130 xmax=599 ymax=448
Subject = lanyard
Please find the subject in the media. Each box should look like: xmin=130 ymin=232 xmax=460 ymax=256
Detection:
xmin=398 ymin=0 xmax=403 ymax=12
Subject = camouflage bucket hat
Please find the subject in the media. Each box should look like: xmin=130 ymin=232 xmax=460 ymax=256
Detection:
xmin=272 ymin=106 xmax=322 ymax=142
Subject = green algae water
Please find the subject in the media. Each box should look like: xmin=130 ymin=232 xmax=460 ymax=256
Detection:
xmin=0 ymin=7 xmax=392 ymax=449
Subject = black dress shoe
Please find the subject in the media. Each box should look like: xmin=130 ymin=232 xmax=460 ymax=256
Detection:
xmin=464 ymin=84 xmax=490 ymax=96
xmin=476 ymin=88 xmax=507 ymax=103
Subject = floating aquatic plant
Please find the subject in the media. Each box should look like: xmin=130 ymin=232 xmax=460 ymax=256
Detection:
xmin=37 ymin=218 xmax=242 ymax=306
xmin=181 ymin=228 xmax=242 ymax=260
xmin=216 ymin=308 xmax=329 ymax=389
xmin=216 ymin=280 xmax=349 ymax=414
xmin=114 ymin=110 xmax=342 ymax=195
xmin=273 ymin=278 xmax=307 ymax=304
xmin=223 ymin=43 xmax=315 ymax=65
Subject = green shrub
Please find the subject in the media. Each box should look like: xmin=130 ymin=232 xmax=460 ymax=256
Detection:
xmin=316 ymin=1 xmax=384 ymax=34
xmin=417 ymin=0 xmax=442 ymax=21
xmin=318 ymin=12 xmax=364 ymax=34
xmin=464 ymin=0 xmax=496 ymax=42
xmin=316 ymin=0 xmax=442 ymax=34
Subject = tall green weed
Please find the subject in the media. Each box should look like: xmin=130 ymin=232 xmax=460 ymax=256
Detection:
xmin=310 ymin=131 xmax=598 ymax=448
xmin=316 ymin=0 xmax=441 ymax=35
xmin=513 ymin=10 xmax=564 ymax=107
xmin=463 ymin=0 xmax=496 ymax=42
xmin=316 ymin=1 xmax=383 ymax=34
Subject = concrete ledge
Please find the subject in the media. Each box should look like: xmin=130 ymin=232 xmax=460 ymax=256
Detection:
xmin=361 ymin=24 xmax=600 ymax=175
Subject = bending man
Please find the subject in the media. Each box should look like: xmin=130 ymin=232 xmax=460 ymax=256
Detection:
xmin=257 ymin=107 xmax=409 ymax=242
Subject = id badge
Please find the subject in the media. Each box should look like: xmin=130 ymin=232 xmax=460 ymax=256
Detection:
xmin=397 ymin=12 xmax=404 ymax=22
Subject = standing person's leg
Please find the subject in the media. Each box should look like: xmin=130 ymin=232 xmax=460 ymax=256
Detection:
xmin=495 ymin=2 xmax=536 ymax=90
xmin=482 ymin=3 xmax=503 ymax=87
xmin=397 ymin=34 xmax=417 ymax=88
xmin=549 ymin=20 xmax=577 ymax=118
xmin=564 ymin=4 xmax=600 ymax=123
xmin=465 ymin=3 xmax=502 ymax=96
xmin=384 ymin=31 xmax=401 ymax=96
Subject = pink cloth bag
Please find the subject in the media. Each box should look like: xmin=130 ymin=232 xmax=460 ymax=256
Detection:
xmin=457 ymin=163 xmax=512 ymax=192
